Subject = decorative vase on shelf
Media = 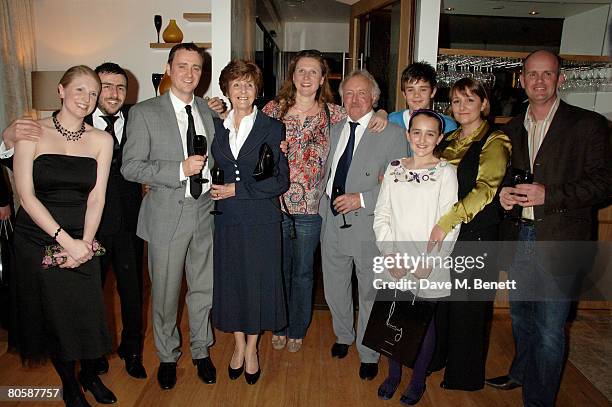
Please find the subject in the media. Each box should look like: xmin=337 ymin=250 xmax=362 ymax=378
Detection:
xmin=162 ymin=19 xmax=183 ymax=43
xmin=159 ymin=73 xmax=172 ymax=95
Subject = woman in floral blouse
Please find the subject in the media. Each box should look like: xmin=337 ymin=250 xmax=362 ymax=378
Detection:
xmin=263 ymin=49 xmax=387 ymax=352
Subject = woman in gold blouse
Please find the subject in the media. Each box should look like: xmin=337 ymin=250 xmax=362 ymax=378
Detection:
xmin=428 ymin=77 xmax=511 ymax=391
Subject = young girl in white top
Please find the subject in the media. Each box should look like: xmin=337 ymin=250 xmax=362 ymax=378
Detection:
xmin=373 ymin=109 xmax=460 ymax=405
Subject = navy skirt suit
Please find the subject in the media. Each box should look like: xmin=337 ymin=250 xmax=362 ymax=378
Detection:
xmin=211 ymin=112 xmax=289 ymax=334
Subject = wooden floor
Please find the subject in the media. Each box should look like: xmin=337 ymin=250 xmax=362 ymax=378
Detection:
xmin=0 ymin=304 xmax=609 ymax=407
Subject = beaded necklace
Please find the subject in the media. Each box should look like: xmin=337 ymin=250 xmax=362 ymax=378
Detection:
xmin=52 ymin=111 xmax=85 ymax=141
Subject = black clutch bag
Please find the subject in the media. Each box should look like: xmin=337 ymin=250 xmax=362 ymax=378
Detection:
xmin=252 ymin=142 xmax=275 ymax=181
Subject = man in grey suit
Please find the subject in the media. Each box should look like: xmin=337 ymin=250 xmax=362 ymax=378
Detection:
xmin=121 ymin=43 xmax=217 ymax=390
xmin=320 ymin=70 xmax=407 ymax=380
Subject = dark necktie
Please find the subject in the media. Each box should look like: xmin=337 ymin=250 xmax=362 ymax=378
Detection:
xmin=101 ymin=115 xmax=120 ymax=168
xmin=101 ymin=115 xmax=118 ymax=140
xmin=185 ymin=105 xmax=201 ymax=199
xmin=331 ymin=121 xmax=359 ymax=212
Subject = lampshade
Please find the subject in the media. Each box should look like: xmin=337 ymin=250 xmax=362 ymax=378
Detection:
xmin=31 ymin=71 xmax=64 ymax=111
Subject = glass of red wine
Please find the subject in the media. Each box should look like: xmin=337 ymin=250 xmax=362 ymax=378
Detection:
xmin=193 ymin=135 xmax=209 ymax=184
xmin=331 ymin=185 xmax=352 ymax=229
xmin=152 ymin=73 xmax=163 ymax=96
xmin=154 ymin=15 xmax=162 ymax=43
xmin=504 ymin=167 xmax=535 ymax=223
xmin=210 ymin=167 xmax=224 ymax=215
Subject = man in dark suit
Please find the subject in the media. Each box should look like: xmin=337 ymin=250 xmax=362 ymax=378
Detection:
xmin=121 ymin=43 xmax=217 ymax=390
xmin=319 ymin=70 xmax=407 ymax=380
xmin=85 ymin=62 xmax=146 ymax=379
xmin=485 ymin=50 xmax=612 ymax=406
xmin=1 ymin=62 xmax=148 ymax=380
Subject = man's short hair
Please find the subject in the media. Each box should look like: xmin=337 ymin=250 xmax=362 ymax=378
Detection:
xmin=400 ymin=61 xmax=437 ymax=91
xmin=522 ymin=49 xmax=563 ymax=75
xmin=339 ymin=69 xmax=381 ymax=108
xmin=95 ymin=62 xmax=128 ymax=83
xmin=167 ymin=42 xmax=206 ymax=66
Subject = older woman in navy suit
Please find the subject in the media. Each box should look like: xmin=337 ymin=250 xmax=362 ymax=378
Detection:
xmin=211 ymin=60 xmax=289 ymax=385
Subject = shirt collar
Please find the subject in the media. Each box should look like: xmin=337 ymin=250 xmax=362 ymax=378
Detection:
xmin=93 ymin=107 xmax=122 ymax=120
xmin=524 ymin=96 xmax=560 ymax=128
xmin=348 ymin=109 xmax=374 ymax=128
xmin=169 ymin=89 xmax=195 ymax=114
xmin=223 ymin=106 xmax=258 ymax=130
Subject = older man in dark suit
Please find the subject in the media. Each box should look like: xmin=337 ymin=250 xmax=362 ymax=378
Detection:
xmin=486 ymin=50 xmax=612 ymax=407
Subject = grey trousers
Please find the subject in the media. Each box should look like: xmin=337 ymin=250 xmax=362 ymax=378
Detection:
xmin=147 ymin=196 xmax=214 ymax=363
xmin=320 ymin=206 xmax=380 ymax=364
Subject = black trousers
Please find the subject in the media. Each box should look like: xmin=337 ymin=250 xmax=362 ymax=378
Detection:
xmin=429 ymin=226 xmax=498 ymax=391
xmin=98 ymin=229 xmax=144 ymax=355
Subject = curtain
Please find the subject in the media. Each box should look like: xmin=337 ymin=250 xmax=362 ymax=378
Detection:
xmin=0 ymin=0 xmax=36 ymax=131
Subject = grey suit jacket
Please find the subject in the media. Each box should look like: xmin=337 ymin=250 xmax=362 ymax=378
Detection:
xmin=121 ymin=92 xmax=216 ymax=244
xmin=319 ymin=117 xmax=407 ymax=256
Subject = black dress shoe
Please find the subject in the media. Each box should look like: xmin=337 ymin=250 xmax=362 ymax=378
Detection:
xmin=78 ymin=374 xmax=117 ymax=404
xmin=485 ymin=375 xmax=522 ymax=390
xmin=331 ymin=343 xmax=349 ymax=359
xmin=359 ymin=362 xmax=378 ymax=380
xmin=118 ymin=347 xmax=147 ymax=379
xmin=63 ymin=389 xmax=91 ymax=407
xmin=244 ymin=367 xmax=261 ymax=385
xmin=157 ymin=362 xmax=177 ymax=390
xmin=93 ymin=356 xmax=109 ymax=375
xmin=193 ymin=357 xmax=216 ymax=384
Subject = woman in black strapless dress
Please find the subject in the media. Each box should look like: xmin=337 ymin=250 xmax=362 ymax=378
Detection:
xmin=11 ymin=66 xmax=114 ymax=407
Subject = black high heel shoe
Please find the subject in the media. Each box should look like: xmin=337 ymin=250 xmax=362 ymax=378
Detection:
xmin=244 ymin=367 xmax=261 ymax=385
xmin=244 ymin=354 xmax=261 ymax=385
xmin=228 ymin=363 xmax=244 ymax=380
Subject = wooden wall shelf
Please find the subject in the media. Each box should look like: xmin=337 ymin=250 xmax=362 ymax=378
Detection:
xmin=150 ymin=42 xmax=211 ymax=49
xmin=439 ymin=48 xmax=612 ymax=63
xmin=183 ymin=13 xmax=211 ymax=22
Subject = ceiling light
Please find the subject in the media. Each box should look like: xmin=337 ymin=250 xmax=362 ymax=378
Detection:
xmin=529 ymin=10 xmax=539 ymax=15
xmin=445 ymin=7 xmax=455 ymax=11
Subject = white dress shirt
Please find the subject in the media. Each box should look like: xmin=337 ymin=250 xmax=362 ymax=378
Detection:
xmin=169 ymin=90 xmax=211 ymax=197
xmin=325 ymin=110 xmax=374 ymax=207
xmin=223 ymin=107 xmax=258 ymax=159
xmin=93 ymin=107 xmax=124 ymax=143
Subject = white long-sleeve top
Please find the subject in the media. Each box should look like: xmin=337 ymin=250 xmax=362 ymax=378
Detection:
xmin=373 ymin=159 xmax=460 ymax=298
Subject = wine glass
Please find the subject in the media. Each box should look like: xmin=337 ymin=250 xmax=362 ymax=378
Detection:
xmin=193 ymin=135 xmax=209 ymax=183
xmin=504 ymin=168 xmax=534 ymax=223
xmin=331 ymin=185 xmax=352 ymax=229
xmin=154 ymin=15 xmax=162 ymax=43
xmin=152 ymin=73 xmax=163 ymax=96
xmin=210 ymin=167 xmax=224 ymax=215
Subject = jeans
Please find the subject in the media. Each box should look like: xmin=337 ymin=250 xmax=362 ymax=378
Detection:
xmin=508 ymin=224 xmax=571 ymax=407
xmin=275 ymin=214 xmax=322 ymax=339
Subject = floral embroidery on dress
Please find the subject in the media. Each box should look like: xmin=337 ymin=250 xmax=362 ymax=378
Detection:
xmin=389 ymin=160 xmax=447 ymax=184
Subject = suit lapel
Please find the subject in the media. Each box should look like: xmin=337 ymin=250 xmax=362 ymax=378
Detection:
xmin=214 ymin=123 xmax=234 ymax=163
xmin=325 ymin=118 xmax=346 ymax=183
xmin=119 ymin=106 xmax=129 ymax=147
xmin=533 ymin=100 xmax=566 ymax=166
xmin=351 ymin=127 xmax=371 ymax=170
xmin=237 ymin=112 xmax=268 ymax=159
xmin=158 ymin=92 xmax=185 ymax=159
